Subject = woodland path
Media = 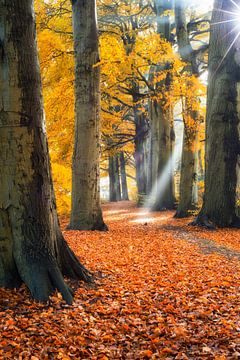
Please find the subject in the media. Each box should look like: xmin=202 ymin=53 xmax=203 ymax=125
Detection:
xmin=0 ymin=201 xmax=240 ymax=359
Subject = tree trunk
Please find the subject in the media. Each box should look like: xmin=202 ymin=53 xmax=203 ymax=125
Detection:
xmin=69 ymin=0 xmax=107 ymax=231
xmin=148 ymin=100 xmax=175 ymax=210
xmin=147 ymin=0 xmax=175 ymax=210
xmin=0 ymin=0 xmax=91 ymax=304
xmin=193 ymin=0 xmax=240 ymax=228
xmin=133 ymin=102 xmax=149 ymax=206
xmin=175 ymin=128 xmax=198 ymax=217
xmin=119 ymin=152 xmax=129 ymax=201
xmin=109 ymin=155 xmax=121 ymax=202
xmin=174 ymin=0 xmax=200 ymax=217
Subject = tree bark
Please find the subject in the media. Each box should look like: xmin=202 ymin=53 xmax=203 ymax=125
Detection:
xmin=133 ymin=102 xmax=149 ymax=206
xmin=149 ymin=100 xmax=175 ymax=210
xmin=0 ymin=0 xmax=91 ymax=304
xmin=119 ymin=152 xmax=129 ymax=201
xmin=109 ymin=155 xmax=121 ymax=202
xmin=193 ymin=0 xmax=240 ymax=228
xmin=175 ymin=128 xmax=199 ymax=217
xmin=148 ymin=0 xmax=175 ymax=211
xmin=69 ymin=0 xmax=107 ymax=231
xmin=174 ymin=1 xmax=200 ymax=217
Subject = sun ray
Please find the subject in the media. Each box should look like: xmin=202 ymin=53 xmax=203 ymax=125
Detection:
xmin=215 ymin=8 xmax=239 ymax=16
xmin=229 ymin=0 xmax=240 ymax=11
xmin=222 ymin=23 xmax=240 ymax=39
xmin=212 ymin=29 xmax=240 ymax=78
xmin=211 ymin=18 xmax=239 ymax=26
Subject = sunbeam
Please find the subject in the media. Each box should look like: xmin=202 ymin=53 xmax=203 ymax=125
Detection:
xmin=141 ymin=140 xmax=183 ymax=213
xmin=210 ymin=1 xmax=240 ymax=77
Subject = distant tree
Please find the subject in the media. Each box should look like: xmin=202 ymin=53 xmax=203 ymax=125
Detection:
xmin=174 ymin=0 xmax=201 ymax=218
xmin=109 ymin=155 xmax=122 ymax=202
xmin=99 ymin=0 xmax=151 ymax=204
xmin=148 ymin=0 xmax=176 ymax=211
xmin=193 ymin=0 xmax=240 ymax=227
xmin=69 ymin=0 xmax=107 ymax=230
xmin=0 ymin=0 xmax=91 ymax=304
xmin=119 ymin=152 xmax=129 ymax=201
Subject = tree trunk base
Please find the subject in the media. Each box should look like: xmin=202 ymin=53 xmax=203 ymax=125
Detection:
xmin=230 ymin=216 xmax=240 ymax=228
xmin=190 ymin=213 xmax=240 ymax=229
xmin=174 ymin=210 xmax=191 ymax=218
xmin=1 ymin=234 xmax=93 ymax=305
xmin=67 ymin=221 xmax=108 ymax=232
xmin=27 ymin=261 xmax=74 ymax=305
xmin=150 ymin=203 xmax=176 ymax=212
xmin=58 ymin=234 xmax=94 ymax=282
xmin=189 ymin=215 xmax=216 ymax=230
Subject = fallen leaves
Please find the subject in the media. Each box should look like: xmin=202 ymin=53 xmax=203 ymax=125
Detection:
xmin=0 ymin=201 xmax=240 ymax=359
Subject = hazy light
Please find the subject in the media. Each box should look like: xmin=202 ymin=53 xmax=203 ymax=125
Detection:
xmin=131 ymin=217 xmax=157 ymax=224
xmin=143 ymin=140 xmax=183 ymax=212
xmin=210 ymin=1 xmax=240 ymax=76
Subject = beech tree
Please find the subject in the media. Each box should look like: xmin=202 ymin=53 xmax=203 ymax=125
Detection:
xmin=119 ymin=152 xmax=129 ymax=201
xmin=69 ymin=0 xmax=107 ymax=230
xmin=194 ymin=0 xmax=240 ymax=227
xmin=148 ymin=0 xmax=176 ymax=211
xmin=109 ymin=155 xmax=121 ymax=202
xmin=174 ymin=0 xmax=200 ymax=218
xmin=0 ymin=0 xmax=91 ymax=304
xmin=99 ymin=0 xmax=151 ymax=204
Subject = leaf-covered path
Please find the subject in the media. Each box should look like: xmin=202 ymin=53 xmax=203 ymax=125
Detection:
xmin=0 ymin=201 xmax=240 ymax=359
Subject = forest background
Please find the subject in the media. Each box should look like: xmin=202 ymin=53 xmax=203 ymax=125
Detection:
xmin=35 ymin=0 xmax=215 ymax=216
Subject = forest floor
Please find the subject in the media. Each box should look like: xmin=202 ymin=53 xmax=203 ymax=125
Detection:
xmin=0 ymin=201 xmax=240 ymax=359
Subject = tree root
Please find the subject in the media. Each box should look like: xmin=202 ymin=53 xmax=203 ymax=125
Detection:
xmin=18 ymin=261 xmax=74 ymax=305
xmin=59 ymin=236 xmax=93 ymax=283
xmin=189 ymin=215 xmax=216 ymax=230
xmin=93 ymin=222 xmax=108 ymax=231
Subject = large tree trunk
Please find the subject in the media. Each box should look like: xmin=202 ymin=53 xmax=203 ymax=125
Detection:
xmin=149 ymin=100 xmax=175 ymax=210
xmin=175 ymin=128 xmax=198 ymax=217
xmin=119 ymin=152 xmax=129 ymax=201
xmin=174 ymin=0 xmax=200 ymax=218
xmin=148 ymin=0 xmax=175 ymax=211
xmin=69 ymin=0 xmax=107 ymax=231
xmin=0 ymin=0 xmax=91 ymax=304
xmin=109 ymin=155 xmax=121 ymax=202
xmin=193 ymin=0 xmax=240 ymax=228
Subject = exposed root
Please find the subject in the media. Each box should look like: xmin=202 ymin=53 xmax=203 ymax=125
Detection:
xmin=19 ymin=261 xmax=73 ymax=305
xmin=92 ymin=222 xmax=109 ymax=232
xmin=48 ymin=266 xmax=73 ymax=305
xmin=59 ymin=236 xmax=93 ymax=283
xmin=189 ymin=215 xmax=216 ymax=230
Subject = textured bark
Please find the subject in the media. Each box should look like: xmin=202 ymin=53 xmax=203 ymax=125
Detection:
xmin=175 ymin=130 xmax=198 ymax=218
xmin=109 ymin=155 xmax=121 ymax=202
xmin=119 ymin=152 xmax=129 ymax=201
xmin=155 ymin=0 xmax=172 ymax=41
xmin=149 ymin=100 xmax=175 ymax=210
xmin=193 ymin=0 xmax=240 ymax=228
xmin=174 ymin=1 xmax=199 ymax=217
xmin=69 ymin=0 xmax=107 ymax=231
xmin=133 ymin=103 xmax=149 ymax=205
xmin=0 ymin=0 xmax=91 ymax=304
xmin=148 ymin=0 xmax=175 ymax=210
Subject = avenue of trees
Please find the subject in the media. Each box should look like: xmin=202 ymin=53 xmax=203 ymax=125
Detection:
xmin=0 ymin=0 xmax=239 ymax=302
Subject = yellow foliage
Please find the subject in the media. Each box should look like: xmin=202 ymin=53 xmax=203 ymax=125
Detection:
xmin=51 ymin=163 xmax=71 ymax=215
xmin=35 ymin=0 xmax=207 ymax=210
